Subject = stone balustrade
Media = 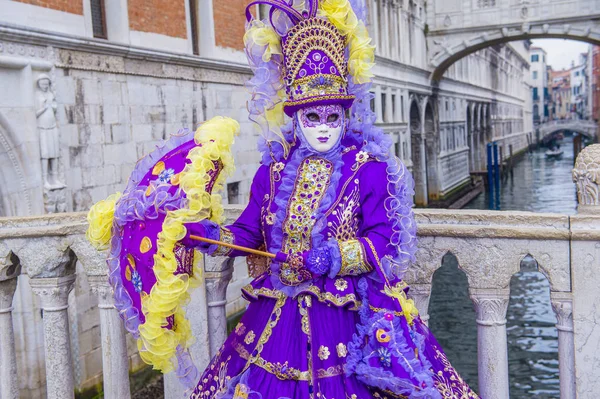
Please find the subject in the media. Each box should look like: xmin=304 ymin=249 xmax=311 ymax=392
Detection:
xmin=0 ymin=145 xmax=598 ymax=399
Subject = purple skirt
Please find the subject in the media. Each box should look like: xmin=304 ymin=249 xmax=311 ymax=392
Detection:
xmin=190 ymin=275 xmax=479 ymax=399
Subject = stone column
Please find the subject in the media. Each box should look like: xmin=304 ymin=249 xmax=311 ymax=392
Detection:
xmin=204 ymin=257 xmax=234 ymax=357
xmin=550 ymin=292 xmax=576 ymax=399
xmin=385 ymin=88 xmax=394 ymax=124
xmin=470 ymin=288 xmax=510 ymax=399
xmin=408 ymin=283 xmax=431 ymax=326
xmin=0 ymin=277 xmax=19 ymax=399
xmin=30 ymin=275 xmax=77 ymax=399
xmin=571 ymin=144 xmax=600 ymax=396
xmin=88 ymin=276 xmax=131 ymax=399
xmin=381 ymin=0 xmax=389 ymax=57
xmin=375 ymin=85 xmax=384 ymax=124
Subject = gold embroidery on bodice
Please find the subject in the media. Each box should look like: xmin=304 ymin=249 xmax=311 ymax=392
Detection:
xmin=279 ymin=157 xmax=333 ymax=286
xmin=328 ymin=184 xmax=360 ymax=241
xmin=282 ymin=157 xmax=333 ymax=255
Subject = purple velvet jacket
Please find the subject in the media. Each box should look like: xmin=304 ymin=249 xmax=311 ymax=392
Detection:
xmin=210 ymin=143 xmax=399 ymax=309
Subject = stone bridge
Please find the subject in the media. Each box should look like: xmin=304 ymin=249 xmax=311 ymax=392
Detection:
xmin=0 ymin=145 xmax=599 ymax=399
xmin=538 ymin=119 xmax=598 ymax=142
xmin=427 ymin=0 xmax=600 ymax=81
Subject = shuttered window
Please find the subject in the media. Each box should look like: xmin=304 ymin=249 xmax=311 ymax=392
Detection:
xmin=91 ymin=0 xmax=107 ymax=39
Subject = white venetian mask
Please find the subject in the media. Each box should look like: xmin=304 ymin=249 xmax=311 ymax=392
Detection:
xmin=297 ymin=104 xmax=344 ymax=153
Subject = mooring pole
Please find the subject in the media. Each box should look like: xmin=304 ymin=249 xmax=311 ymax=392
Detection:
xmin=487 ymin=143 xmax=494 ymax=209
xmin=493 ymin=142 xmax=501 ymax=210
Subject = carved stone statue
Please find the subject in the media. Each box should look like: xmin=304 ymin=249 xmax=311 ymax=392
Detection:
xmin=572 ymin=144 xmax=600 ymax=214
xmin=35 ymin=74 xmax=64 ymax=190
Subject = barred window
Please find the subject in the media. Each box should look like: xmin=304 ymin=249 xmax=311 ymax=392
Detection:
xmin=91 ymin=0 xmax=107 ymax=39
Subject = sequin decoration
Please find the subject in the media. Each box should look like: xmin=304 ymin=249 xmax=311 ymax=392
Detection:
xmin=280 ymin=157 xmax=333 ymax=286
xmin=173 ymin=243 xmax=194 ymax=276
xmin=213 ymin=227 xmax=234 ymax=257
xmin=334 ymin=278 xmax=348 ymax=292
xmin=139 ymin=236 xmax=152 ymax=254
xmin=235 ymin=322 xmax=246 ymax=336
xmin=318 ymin=345 xmax=330 ymax=360
xmin=336 ymin=343 xmax=348 ymax=358
xmin=329 ymin=186 xmax=360 ymax=241
xmin=338 ymin=240 xmax=372 ymax=276
xmin=152 ymin=161 xmax=165 ymax=176
xmin=244 ymin=331 xmax=256 ymax=345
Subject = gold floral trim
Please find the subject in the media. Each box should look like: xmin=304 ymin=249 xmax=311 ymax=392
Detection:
xmin=244 ymin=295 xmax=286 ymax=372
xmin=324 ymin=158 xmax=374 ymax=218
xmin=241 ymin=284 xmax=361 ymax=310
xmin=336 ymin=343 xmax=348 ymax=358
xmin=318 ymin=345 xmax=331 ymax=360
xmin=285 ymin=94 xmax=355 ymax=108
xmin=338 ymin=239 xmax=373 ymax=276
xmin=280 ymin=157 xmax=333 ymax=286
xmin=247 ymin=356 xmax=344 ymax=381
xmin=213 ymin=227 xmax=234 ymax=256
xmin=363 ymin=237 xmax=381 ymax=268
xmin=304 ymin=285 xmax=361 ymax=310
xmin=431 ymin=349 xmax=481 ymax=398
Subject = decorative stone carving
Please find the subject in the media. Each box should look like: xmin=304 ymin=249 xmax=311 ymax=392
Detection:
xmin=36 ymin=73 xmax=66 ymax=213
xmin=470 ymin=289 xmax=509 ymax=327
xmin=573 ymin=144 xmax=600 ymax=213
xmin=36 ymin=74 xmax=63 ymax=189
xmin=30 ymin=275 xmax=76 ymax=399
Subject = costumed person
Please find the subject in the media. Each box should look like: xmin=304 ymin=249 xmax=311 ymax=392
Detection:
xmin=182 ymin=1 xmax=480 ymax=398
xmin=85 ymin=1 xmax=480 ymax=398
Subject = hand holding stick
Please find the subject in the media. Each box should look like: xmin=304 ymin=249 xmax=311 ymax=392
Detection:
xmin=189 ymin=235 xmax=277 ymax=259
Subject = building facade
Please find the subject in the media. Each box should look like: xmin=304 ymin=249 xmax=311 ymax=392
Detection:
xmin=0 ymin=0 xmax=532 ymax=396
xmin=529 ymin=47 xmax=549 ymax=124
xmin=593 ymin=45 xmax=600 ymax=121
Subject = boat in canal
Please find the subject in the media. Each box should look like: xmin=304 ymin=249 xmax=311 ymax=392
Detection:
xmin=545 ymin=148 xmax=564 ymax=159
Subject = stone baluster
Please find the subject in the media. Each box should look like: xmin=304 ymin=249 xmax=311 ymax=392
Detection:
xmin=0 ymin=250 xmax=20 ymax=399
xmin=408 ymin=283 xmax=431 ymax=326
xmin=29 ymin=274 xmax=77 ymax=399
xmin=470 ymin=288 xmax=510 ymax=399
xmin=204 ymin=256 xmax=234 ymax=357
xmin=88 ymin=276 xmax=131 ymax=399
xmin=550 ymin=292 xmax=576 ymax=399
xmin=571 ymin=144 xmax=600 ymax=396
xmin=71 ymin=238 xmax=131 ymax=399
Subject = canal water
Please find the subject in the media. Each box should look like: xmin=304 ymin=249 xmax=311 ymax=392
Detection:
xmin=428 ymin=135 xmax=578 ymax=398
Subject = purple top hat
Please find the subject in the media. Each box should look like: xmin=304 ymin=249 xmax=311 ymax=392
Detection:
xmin=246 ymin=1 xmax=355 ymax=116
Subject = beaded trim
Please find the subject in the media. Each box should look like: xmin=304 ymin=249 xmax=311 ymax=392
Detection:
xmin=241 ymin=284 xmax=361 ymax=310
xmin=283 ymin=17 xmax=347 ymax=84
xmin=285 ymin=94 xmax=355 ymax=107
xmin=213 ymin=227 xmax=234 ymax=257
xmin=338 ymin=239 xmax=373 ymax=276
xmin=280 ymin=157 xmax=333 ymax=286
xmin=289 ymin=74 xmax=348 ymax=103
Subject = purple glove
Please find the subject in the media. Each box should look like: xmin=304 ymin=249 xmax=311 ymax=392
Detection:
xmin=303 ymin=240 xmax=342 ymax=278
xmin=303 ymin=246 xmax=333 ymax=276
xmin=180 ymin=220 xmax=220 ymax=253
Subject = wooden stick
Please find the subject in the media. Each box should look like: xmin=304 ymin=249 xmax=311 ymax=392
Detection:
xmin=189 ymin=235 xmax=276 ymax=259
